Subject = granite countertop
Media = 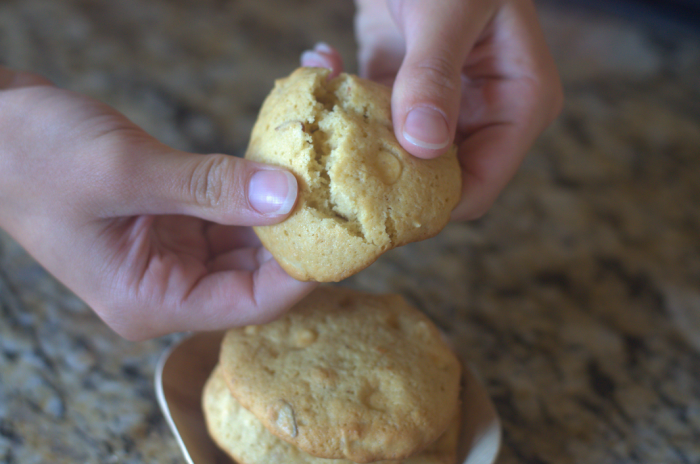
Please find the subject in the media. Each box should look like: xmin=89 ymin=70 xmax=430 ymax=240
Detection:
xmin=1 ymin=1 xmax=699 ymax=463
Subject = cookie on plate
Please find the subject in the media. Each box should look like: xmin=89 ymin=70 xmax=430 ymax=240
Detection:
xmin=218 ymin=286 xmax=462 ymax=463
xmin=203 ymin=365 xmax=460 ymax=464
xmin=245 ymin=67 xmax=462 ymax=282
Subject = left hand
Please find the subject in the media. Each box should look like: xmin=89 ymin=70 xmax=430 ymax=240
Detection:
xmin=0 ymin=67 xmax=316 ymax=341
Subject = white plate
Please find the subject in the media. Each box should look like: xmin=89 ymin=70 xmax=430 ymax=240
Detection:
xmin=155 ymin=331 xmax=501 ymax=464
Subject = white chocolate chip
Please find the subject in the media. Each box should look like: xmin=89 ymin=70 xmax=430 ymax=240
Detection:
xmin=269 ymin=400 xmax=298 ymax=438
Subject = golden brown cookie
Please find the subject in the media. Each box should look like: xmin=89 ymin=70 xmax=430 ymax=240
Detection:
xmin=245 ymin=67 xmax=462 ymax=282
xmin=203 ymin=364 xmax=460 ymax=464
xmin=218 ymin=286 xmax=462 ymax=463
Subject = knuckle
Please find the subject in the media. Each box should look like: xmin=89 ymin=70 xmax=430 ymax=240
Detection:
xmin=93 ymin=303 xmax=154 ymax=342
xmin=521 ymin=69 xmax=565 ymax=128
xmin=465 ymin=201 xmax=493 ymax=221
xmin=460 ymin=200 xmax=493 ymax=221
xmin=15 ymin=71 xmax=53 ymax=88
xmin=187 ymin=154 xmax=233 ymax=209
xmin=452 ymin=188 xmax=496 ymax=221
xmin=1 ymin=70 xmax=53 ymax=90
xmin=534 ymin=64 xmax=565 ymax=125
xmin=414 ymin=55 xmax=460 ymax=94
xmin=115 ymin=326 xmax=150 ymax=342
xmin=549 ymin=80 xmax=565 ymax=123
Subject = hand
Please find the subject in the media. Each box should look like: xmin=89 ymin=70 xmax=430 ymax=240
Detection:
xmin=302 ymin=0 xmax=563 ymax=220
xmin=0 ymin=68 xmax=317 ymax=341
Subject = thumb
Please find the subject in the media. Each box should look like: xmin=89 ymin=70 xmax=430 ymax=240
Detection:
xmin=389 ymin=0 xmax=494 ymax=158
xmin=99 ymin=142 xmax=298 ymax=226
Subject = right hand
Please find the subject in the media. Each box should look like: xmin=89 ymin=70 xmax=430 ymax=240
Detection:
xmin=304 ymin=0 xmax=563 ymax=220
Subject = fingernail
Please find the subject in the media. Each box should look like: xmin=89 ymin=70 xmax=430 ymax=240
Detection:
xmin=314 ymin=42 xmax=333 ymax=54
xmin=403 ymin=106 xmax=451 ymax=150
xmin=248 ymin=170 xmax=297 ymax=216
xmin=300 ymin=50 xmax=326 ymax=67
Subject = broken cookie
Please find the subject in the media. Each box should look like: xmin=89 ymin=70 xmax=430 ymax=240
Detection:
xmin=245 ymin=67 xmax=462 ymax=282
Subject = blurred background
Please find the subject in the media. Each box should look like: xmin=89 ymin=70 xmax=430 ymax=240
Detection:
xmin=0 ymin=1 xmax=699 ymax=463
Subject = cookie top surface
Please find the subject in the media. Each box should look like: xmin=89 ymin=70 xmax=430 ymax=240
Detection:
xmin=245 ymin=67 xmax=461 ymax=282
xmin=218 ymin=286 xmax=462 ymax=462
xmin=203 ymin=365 xmax=460 ymax=464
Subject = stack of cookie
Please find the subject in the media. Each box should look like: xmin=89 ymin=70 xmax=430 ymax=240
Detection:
xmin=203 ymin=287 xmax=462 ymax=464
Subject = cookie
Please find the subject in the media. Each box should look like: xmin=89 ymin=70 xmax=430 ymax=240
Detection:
xmin=203 ymin=364 xmax=460 ymax=464
xmin=245 ymin=67 xmax=461 ymax=282
xmin=218 ymin=286 xmax=462 ymax=463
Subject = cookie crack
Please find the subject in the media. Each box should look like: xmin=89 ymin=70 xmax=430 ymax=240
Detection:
xmin=304 ymin=79 xmax=367 ymax=241
xmin=384 ymin=208 xmax=397 ymax=246
xmin=314 ymin=78 xmax=339 ymax=112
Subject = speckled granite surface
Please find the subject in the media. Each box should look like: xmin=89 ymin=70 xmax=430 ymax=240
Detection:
xmin=1 ymin=1 xmax=699 ymax=463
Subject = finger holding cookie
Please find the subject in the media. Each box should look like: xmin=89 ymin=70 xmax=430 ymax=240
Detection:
xmin=354 ymin=0 xmax=563 ymax=220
